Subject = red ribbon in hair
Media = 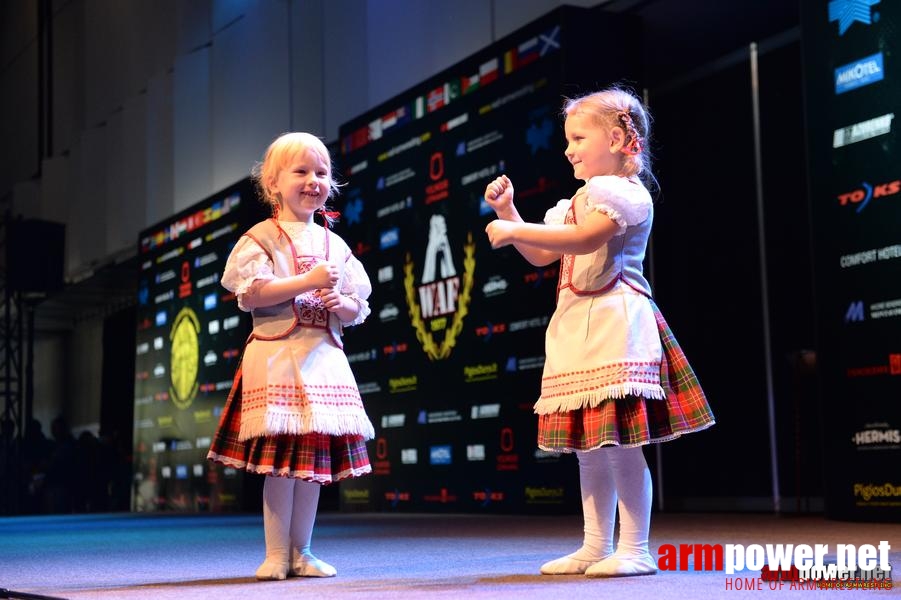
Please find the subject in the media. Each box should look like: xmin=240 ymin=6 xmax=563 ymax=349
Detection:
xmin=621 ymin=139 xmax=643 ymax=156
xmin=319 ymin=209 xmax=341 ymax=228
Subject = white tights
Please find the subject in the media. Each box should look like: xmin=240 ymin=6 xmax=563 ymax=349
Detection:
xmin=256 ymin=476 xmax=335 ymax=580
xmin=541 ymin=446 xmax=652 ymax=575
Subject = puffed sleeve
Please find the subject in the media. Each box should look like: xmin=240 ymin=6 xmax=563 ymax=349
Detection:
xmin=220 ymin=236 xmax=276 ymax=312
xmin=585 ymin=176 xmax=652 ymax=235
xmin=339 ymin=249 xmax=372 ymax=327
xmin=543 ymin=199 xmax=572 ymax=225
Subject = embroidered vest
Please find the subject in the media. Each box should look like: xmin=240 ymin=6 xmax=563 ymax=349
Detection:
xmin=558 ymin=191 xmax=653 ymax=299
xmin=243 ymin=219 xmax=345 ymax=348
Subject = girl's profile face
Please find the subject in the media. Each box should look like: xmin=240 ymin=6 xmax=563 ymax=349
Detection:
xmin=563 ymin=112 xmax=621 ymax=181
xmin=270 ymin=148 xmax=331 ymax=222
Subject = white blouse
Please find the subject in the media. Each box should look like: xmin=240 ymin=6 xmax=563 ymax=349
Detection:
xmin=221 ymin=221 xmax=372 ymax=327
xmin=544 ymin=175 xmax=651 ymax=232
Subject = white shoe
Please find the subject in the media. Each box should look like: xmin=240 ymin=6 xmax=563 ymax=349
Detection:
xmin=540 ymin=552 xmax=611 ymax=575
xmin=291 ymin=553 xmax=337 ymax=578
xmin=585 ymin=553 xmax=657 ymax=578
xmin=255 ymin=558 xmax=289 ymax=580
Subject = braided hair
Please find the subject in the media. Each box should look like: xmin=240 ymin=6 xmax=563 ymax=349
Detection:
xmin=562 ymin=87 xmax=654 ymax=186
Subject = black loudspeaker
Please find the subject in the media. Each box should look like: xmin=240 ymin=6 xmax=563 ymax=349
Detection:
xmin=7 ymin=219 xmax=65 ymax=293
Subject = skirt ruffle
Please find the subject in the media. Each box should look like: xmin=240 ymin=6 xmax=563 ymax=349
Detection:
xmin=207 ymin=366 xmax=371 ymax=484
xmin=537 ymin=300 xmax=714 ymax=451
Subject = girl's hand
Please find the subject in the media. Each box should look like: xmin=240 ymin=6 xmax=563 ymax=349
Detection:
xmin=306 ymin=262 xmax=339 ymax=289
xmin=317 ymin=287 xmax=345 ymax=312
xmin=317 ymin=288 xmax=360 ymax=323
xmin=484 ymin=175 xmax=514 ymax=215
xmin=485 ymin=219 xmax=517 ymax=249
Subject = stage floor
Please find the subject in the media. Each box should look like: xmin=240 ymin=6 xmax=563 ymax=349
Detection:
xmin=0 ymin=511 xmax=897 ymax=599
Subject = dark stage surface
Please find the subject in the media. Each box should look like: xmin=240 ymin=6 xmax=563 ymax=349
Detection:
xmin=0 ymin=512 xmax=898 ymax=599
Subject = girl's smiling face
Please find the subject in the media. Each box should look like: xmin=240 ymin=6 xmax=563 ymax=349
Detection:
xmin=270 ymin=148 xmax=331 ymax=222
xmin=563 ymin=112 xmax=624 ymax=180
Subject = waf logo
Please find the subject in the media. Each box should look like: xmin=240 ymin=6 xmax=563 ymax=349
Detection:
xmin=838 ymin=179 xmax=900 ymax=213
xmin=404 ymin=213 xmax=475 ymax=360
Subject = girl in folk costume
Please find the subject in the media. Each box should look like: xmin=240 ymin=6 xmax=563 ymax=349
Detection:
xmin=484 ymin=87 xmax=714 ymax=578
xmin=208 ymin=132 xmax=375 ymax=581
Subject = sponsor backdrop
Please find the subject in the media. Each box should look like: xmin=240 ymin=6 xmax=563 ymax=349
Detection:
xmin=333 ymin=6 xmax=640 ymax=513
xmin=129 ymin=6 xmax=642 ymax=514
xmin=801 ymin=0 xmax=901 ymax=520
xmin=132 ymin=179 xmax=267 ymax=511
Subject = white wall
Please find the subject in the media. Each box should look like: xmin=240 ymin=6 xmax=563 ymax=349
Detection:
xmin=50 ymin=0 xmax=85 ymax=159
xmin=290 ymin=0 xmax=326 ymax=134
xmin=209 ymin=1 xmax=293 ymax=195
xmin=173 ymin=46 xmax=213 ymax=212
xmin=6 ymin=0 xmax=599 ymax=268
xmin=0 ymin=0 xmax=596 ymax=432
xmin=340 ymin=0 xmax=492 ymax=125
xmin=145 ymin=70 xmax=175 ymax=227
xmin=322 ymin=0 xmax=370 ymax=139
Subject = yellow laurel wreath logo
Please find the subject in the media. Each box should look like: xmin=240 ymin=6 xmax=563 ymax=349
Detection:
xmin=404 ymin=232 xmax=475 ymax=360
xmin=169 ymin=306 xmax=200 ymax=410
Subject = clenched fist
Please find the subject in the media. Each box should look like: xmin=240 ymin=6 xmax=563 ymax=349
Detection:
xmin=485 ymin=219 xmax=518 ymax=249
xmin=484 ymin=175 xmax=514 ymax=216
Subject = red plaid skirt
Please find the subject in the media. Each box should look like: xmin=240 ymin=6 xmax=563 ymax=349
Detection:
xmin=207 ymin=366 xmax=371 ymax=484
xmin=538 ymin=300 xmax=714 ymax=451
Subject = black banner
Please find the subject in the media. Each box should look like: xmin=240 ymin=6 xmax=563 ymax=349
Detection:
xmin=132 ymin=179 xmax=265 ymax=511
xmin=801 ymin=0 xmax=901 ymax=520
xmin=335 ymin=6 xmax=640 ymax=513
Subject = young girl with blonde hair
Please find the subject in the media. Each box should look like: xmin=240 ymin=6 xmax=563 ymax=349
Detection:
xmin=485 ymin=87 xmax=714 ymax=578
xmin=208 ymin=132 xmax=374 ymax=581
